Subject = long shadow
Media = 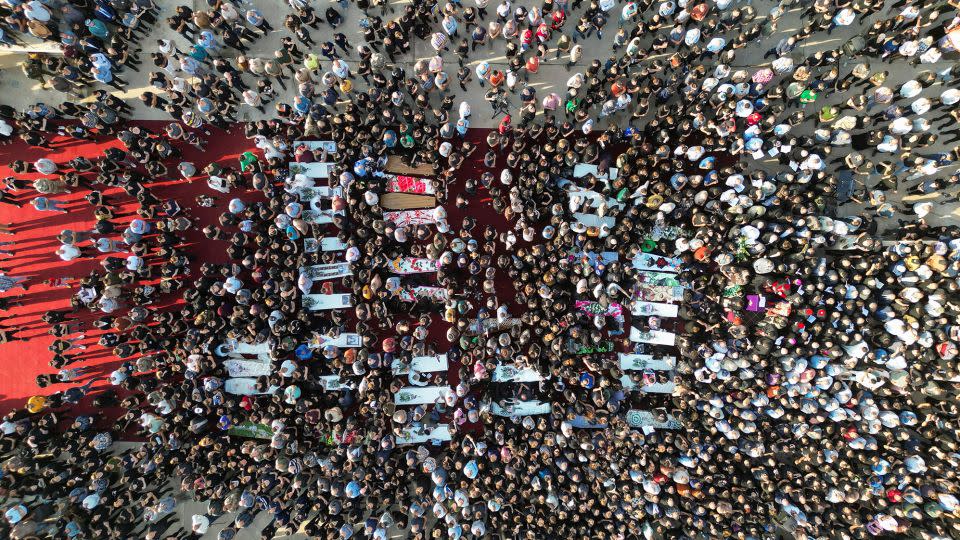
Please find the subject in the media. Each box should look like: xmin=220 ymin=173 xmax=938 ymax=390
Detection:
xmin=11 ymin=289 xmax=74 ymax=305
xmin=6 ymin=216 xmax=88 ymax=229
xmin=0 ymin=394 xmax=20 ymax=415
xmin=6 ymin=253 xmax=61 ymax=264
xmin=1 ymin=238 xmax=64 ymax=248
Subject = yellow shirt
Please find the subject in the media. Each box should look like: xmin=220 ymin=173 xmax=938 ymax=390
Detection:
xmin=26 ymin=395 xmax=47 ymax=414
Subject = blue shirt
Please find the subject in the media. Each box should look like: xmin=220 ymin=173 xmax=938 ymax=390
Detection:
xmin=93 ymin=69 xmax=113 ymax=83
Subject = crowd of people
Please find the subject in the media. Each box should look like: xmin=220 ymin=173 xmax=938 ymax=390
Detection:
xmin=2 ymin=0 xmax=960 ymax=538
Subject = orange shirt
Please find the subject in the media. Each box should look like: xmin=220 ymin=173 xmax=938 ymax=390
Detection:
xmin=27 ymin=395 xmax=46 ymax=414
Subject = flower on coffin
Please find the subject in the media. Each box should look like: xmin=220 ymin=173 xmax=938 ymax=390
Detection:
xmin=302 ymin=296 xmax=317 ymax=309
xmin=398 ymin=392 xmax=415 ymax=403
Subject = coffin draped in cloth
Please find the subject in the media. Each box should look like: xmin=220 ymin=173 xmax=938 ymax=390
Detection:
xmin=215 ymin=339 xmax=271 ymax=357
xmin=318 ymin=375 xmax=345 ymax=391
xmin=630 ymin=301 xmax=679 ymax=318
xmin=620 ymin=374 xmax=676 ymax=394
xmin=391 ymin=285 xmax=449 ymax=303
xmin=634 ymin=283 xmax=684 ymax=302
xmin=309 ymin=332 xmax=362 ymax=349
xmin=384 ymin=257 xmax=441 ymax=275
xmin=636 ymin=270 xmax=683 ymax=287
xmin=629 ymin=327 xmax=677 ymax=346
xmin=619 ymin=354 xmax=676 ymax=371
xmin=224 ymin=359 xmax=272 ymax=377
xmin=290 ymin=162 xmax=334 ymax=179
xmin=297 ymin=140 xmax=338 ymax=153
xmin=304 ymin=236 xmax=347 ymax=253
xmin=384 ymin=174 xmax=436 ymax=194
xmin=225 ymin=378 xmax=280 ymax=395
xmin=383 ymin=208 xmax=440 ymax=227
xmin=394 ymin=385 xmax=452 ymax=405
xmin=396 ymin=424 xmax=452 ymax=445
xmin=491 ymin=399 xmax=552 ymax=417
xmin=391 ymin=354 xmax=449 ymax=375
xmin=573 ymin=163 xmax=620 ymax=182
xmin=492 ymin=364 xmax=545 ymax=382
xmin=631 ymin=252 xmax=682 ymax=272
xmin=625 ymin=409 xmax=681 ymax=429
xmin=302 ymin=293 xmax=353 ymax=311
xmin=300 ymin=262 xmax=352 ymax=281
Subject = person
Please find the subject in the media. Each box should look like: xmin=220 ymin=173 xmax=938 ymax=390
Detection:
xmin=0 ymin=273 xmax=28 ymax=292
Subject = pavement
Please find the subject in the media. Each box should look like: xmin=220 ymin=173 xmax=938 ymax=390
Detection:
xmin=3 ymin=0 xmax=959 ymax=236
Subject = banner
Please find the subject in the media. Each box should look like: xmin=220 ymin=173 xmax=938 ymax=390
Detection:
xmin=385 ymin=257 xmax=441 ymax=275
xmin=302 ymin=262 xmax=352 ymax=281
xmin=394 ymin=286 xmax=448 ymax=303
xmin=383 ymin=208 xmax=438 ymax=227
xmin=385 ymin=175 xmax=435 ymax=194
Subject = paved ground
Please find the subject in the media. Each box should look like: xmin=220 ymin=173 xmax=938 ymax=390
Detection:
xmin=0 ymin=0 xmax=936 ymax=126
xmin=4 ymin=0 xmax=959 ymax=237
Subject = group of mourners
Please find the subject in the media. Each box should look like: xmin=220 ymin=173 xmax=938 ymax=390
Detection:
xmin=2 ymin=0 xmax=960 ymax=539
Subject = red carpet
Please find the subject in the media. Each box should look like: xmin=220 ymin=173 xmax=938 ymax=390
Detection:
xmin=0 ymin=123 xmax=257 ymax=415
xmin=0 ymin=124 xmax=507 ymax=420
xmin=0 ymin=123 xmax=627 ymax=436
